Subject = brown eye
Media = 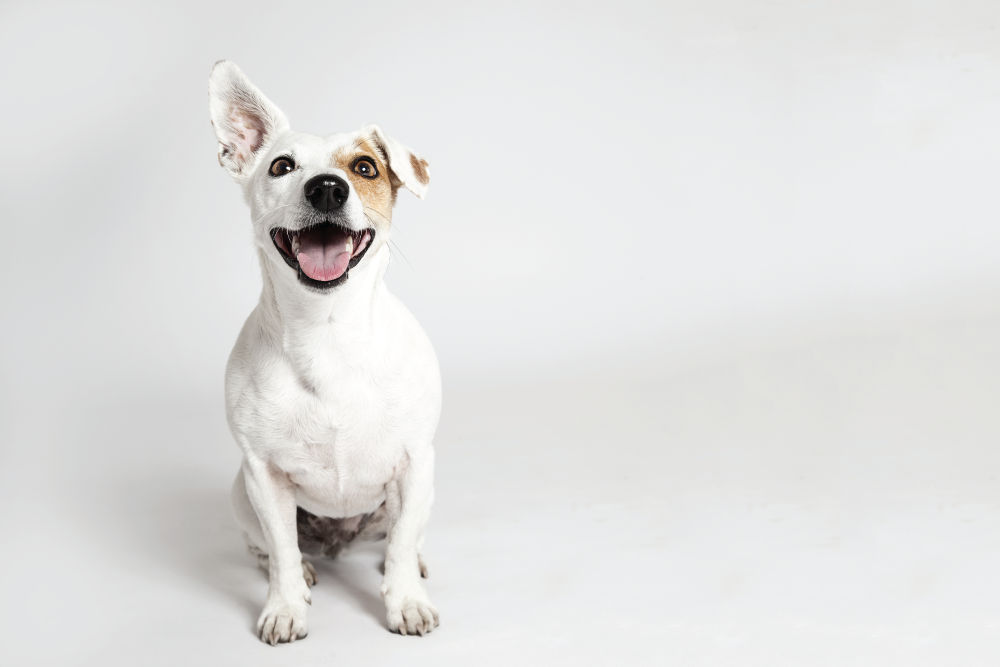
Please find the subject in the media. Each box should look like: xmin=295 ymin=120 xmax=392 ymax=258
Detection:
xmin=269 ymin=156 xmax=296 ymax=177
xmin=352 ymin=157 xmax=378 ymax=179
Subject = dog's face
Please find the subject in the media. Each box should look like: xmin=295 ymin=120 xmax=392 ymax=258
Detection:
xmin=208 ymin=61 xmax=429 ymax=291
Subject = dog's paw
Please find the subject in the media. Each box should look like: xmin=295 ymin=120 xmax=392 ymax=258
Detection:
xmin=256 ymin=592 xmax=310 ymax=645
xmin=385 ymin=593 xmax=439 ymax=636
xmin=253 ymin=549 xmax=318 ymax=588
xmin=302 ymin=560 xmax=318 ymax=587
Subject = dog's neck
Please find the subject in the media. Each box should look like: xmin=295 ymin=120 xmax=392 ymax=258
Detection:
xmin=256 ymin=243 xmax=390 ymax=346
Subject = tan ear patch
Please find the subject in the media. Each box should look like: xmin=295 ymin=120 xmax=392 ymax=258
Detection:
xmin=410 ymin=154 xmax=430 ymax=185
xmin=332 ymin=139 xmax=395 ymax=224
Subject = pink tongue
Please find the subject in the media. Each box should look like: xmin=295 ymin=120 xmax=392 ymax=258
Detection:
xmin=296 ymin=229 xmax=353 ymax=281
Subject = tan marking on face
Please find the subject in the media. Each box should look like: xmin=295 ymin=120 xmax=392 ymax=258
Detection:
xmin=332 ymin=139 xmax=395 ymax=224
xmin=410 ymin=153 xmax=429 ymax=185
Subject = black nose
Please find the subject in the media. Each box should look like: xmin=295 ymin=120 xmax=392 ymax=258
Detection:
xmin=304 ymin=174 xmax=350 ymax=212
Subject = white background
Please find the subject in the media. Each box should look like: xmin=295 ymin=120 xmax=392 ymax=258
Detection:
xmin=2 ymin=1 xmax=999 ymax=665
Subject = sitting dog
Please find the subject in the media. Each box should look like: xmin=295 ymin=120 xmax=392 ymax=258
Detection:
xmin=208 ymin=61 xmax=440 ymax=644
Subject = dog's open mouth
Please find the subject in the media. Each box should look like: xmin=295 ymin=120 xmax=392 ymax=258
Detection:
xmin=270 ymin=222 xmax=374 ymax=289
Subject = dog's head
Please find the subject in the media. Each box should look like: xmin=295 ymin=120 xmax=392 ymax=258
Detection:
xmin=208 ymin=61 xmax=429 ymax=291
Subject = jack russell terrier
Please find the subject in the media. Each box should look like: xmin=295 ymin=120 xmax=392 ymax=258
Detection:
xmin=208 ymin=61 xmax=440 ymax=644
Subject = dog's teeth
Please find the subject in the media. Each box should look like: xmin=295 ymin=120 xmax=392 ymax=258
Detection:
xmin=290 ymin=233 xmax=301 ymax=254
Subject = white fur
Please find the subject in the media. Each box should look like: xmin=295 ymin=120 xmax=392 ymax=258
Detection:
xmin=209 ymin=61 xmax=440 ymax=643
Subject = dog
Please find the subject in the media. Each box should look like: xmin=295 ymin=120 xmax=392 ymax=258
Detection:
xmin=208 ymin=61 xmax=441 ymax=644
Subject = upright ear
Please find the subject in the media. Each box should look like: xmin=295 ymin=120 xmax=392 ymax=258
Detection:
xmin=208 ymin=61 xmax=289 ymax=178
xmin=365 ymin=125 xmax=430 ymax=199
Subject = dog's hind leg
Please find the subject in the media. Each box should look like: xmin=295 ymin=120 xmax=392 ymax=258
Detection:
xmin=230 ymin=470 xmax=317 ymax=587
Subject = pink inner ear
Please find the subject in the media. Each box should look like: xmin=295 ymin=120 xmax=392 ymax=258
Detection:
xmin=229 ymin=108 xmax=266 ymax=162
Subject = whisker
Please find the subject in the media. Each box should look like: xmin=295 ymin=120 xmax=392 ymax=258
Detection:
xmin=363 ymin=209 xmax=414 ymax=271
xmin=251 ymin=203 xmax=299 ymax=226
xmin=362 ymin=206 xmax=391 ymax=226
xmin=389 ymin=239 xmax=414 ymax=271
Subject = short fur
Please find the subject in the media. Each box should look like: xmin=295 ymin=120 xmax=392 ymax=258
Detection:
xmin=209 ymin=61 xmax=441 ymax=644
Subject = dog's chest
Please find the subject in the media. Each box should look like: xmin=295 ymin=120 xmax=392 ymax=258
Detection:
xmin=270 ymin=361 xmax=399 ymax=510
xmin=236 ymin=323 xmax=434 ymax=516
xmin=227 ymin=285 xmax=440 ymax=517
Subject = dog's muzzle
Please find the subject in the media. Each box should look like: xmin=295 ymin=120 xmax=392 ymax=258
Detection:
xmin=271 ymin=222 xmax=374 ymax=290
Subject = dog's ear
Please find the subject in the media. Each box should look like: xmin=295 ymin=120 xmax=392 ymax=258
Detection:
xmin=365 ymin=125 xmax=430 ymax=199
xmin=209 ymin=61 xmax=289 ymax=178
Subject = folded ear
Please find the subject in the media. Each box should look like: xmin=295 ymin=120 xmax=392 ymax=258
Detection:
xmin=208 ymin=61 xmax=289 ymax=178
xmin=365 ymin=125 xmax=430 ymax=199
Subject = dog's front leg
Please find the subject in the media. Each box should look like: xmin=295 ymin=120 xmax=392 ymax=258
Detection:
xmin=382 ymin=447 xmax=439 ymax=635
xmin=240 ymin=454 xmax=310 ymax=644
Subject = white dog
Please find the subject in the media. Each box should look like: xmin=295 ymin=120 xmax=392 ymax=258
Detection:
xmin=208 ymin=61 xmax=441 ymax=644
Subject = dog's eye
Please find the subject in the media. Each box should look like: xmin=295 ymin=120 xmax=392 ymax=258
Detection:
xmin=269 ymin=156 xmax=296 ymax=177
xmin=352 ymin=157 xmax=378 ymax=179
